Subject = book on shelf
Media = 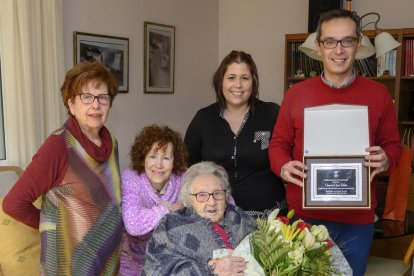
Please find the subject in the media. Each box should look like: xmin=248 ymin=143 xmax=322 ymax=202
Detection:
xmin=362 ymin=59 xmax=371 ymax=77
xmin=290 ymin=42 xmax=296 ymax=77
xmin=377 ymin=50 xmax=397 ymax=77
xmin=410 ymin=39 xmax=412 ymax=75
xmin=366 ymin=57 xmax=377 ymax=77
xmin=289 ymin=41 xmax=324 ymax=78
xmin=354 ymin=58 xmax=376 ymax=77
xmin=355 ymin=59 xmax=366 ymax=76
xmin=404 ymin=39 xmax=414 ymax=76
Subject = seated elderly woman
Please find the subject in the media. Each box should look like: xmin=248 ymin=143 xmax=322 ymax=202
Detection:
xmin=142 ymin=161 xmax=256 ymax=275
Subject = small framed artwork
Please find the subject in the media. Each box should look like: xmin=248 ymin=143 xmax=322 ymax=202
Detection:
xmin=74 ymin=31 xmax=129 ymax=93
xmin=144 ymin=21 xmax=175 ymax=94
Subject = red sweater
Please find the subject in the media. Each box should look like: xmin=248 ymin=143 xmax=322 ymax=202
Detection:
xmin=2 ymin=116 xmax=113 ymax=228
xmin=269 ymin=75 xmax=402 ymax=224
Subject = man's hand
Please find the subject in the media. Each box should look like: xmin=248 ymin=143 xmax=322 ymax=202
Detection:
xmin=280 ymin=160 xmax=308 ymax=187
xmin=365 ymin=146 xmax=389 ymax=182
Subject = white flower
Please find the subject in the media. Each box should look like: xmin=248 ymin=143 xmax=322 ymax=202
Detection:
xmin=311 ymin=225 xmax=329 ymax=241
xmin=267 ymin=208 xmax=280 ymax=223
xmin=288 ymin=244 xmax=305 ymax=265
xmin=268 ymin=219 xmax=283 ymax=234
xmin=302 ymin=229 xmax=315 ymax=250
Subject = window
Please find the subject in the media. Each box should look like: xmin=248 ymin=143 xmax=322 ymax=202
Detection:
xmin=0 ymin=58 xmax=5 ymax=160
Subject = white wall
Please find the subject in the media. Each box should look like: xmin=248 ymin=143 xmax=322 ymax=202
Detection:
xmin=219 ymin=0 xmax=414 ymax=105
xmin=63 ymin=0 xmax=219 ymax=170
xmin=63 ymin=0 xmax=414 ymax=170
xmin=219 ymin=1 xmax=308 ymax=105
xmin=352 ymin=0 xmax=414 ymax=29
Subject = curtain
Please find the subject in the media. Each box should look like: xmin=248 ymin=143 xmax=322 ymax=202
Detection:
xmin=0 ymin=63 xmax=5 ymax=160
xmin=0 ymin=0 xmax=65 ymax=168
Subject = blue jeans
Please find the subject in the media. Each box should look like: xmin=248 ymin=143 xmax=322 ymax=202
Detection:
xmin=306 ymin=219 xmax=374 ymax=276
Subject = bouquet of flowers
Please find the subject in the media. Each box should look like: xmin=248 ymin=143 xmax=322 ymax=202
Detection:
xmin=250 ymin=209 xmax=340 ymax=276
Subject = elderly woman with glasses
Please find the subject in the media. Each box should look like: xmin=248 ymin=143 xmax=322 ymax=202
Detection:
xmin=3 ymin=62 xmax=123 ymax=275
xmin=142 ymin=161 xmax=256 ymax=276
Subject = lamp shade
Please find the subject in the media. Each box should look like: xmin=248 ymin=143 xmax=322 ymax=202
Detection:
xmin=298 ymin=32 xmax=322 ymax=61
xmin=299 ymin=33 xmax=376 ymax=61
xmin=355 ymin=35 xmax=376 ymax=59
xmin=374 ymin=32 xmax=401 ymax=58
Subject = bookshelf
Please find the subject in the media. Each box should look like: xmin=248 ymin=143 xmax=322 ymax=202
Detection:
xmin=284 ymin=28 xmax=414 ymax=137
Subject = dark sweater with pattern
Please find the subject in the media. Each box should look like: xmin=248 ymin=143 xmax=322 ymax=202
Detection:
xmin=185 ymin=100 xmax=285 ymax=212
xmin=142 ymin=204 xmax=256 ymax=276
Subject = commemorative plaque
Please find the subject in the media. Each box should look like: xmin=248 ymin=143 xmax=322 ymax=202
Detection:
xmin=303 ymin=104 xmax=370 ymax=209
xmin=303 ymin=156 xmax=370 ymax=209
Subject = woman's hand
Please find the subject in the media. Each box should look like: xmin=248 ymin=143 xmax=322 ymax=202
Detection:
xmin=208 ymin=254 xmax=247 ymax=275
xmin=170 ymin=202 xmax=184 ymax=211
xmin=159 ymin=201 xmax=184 ymax=212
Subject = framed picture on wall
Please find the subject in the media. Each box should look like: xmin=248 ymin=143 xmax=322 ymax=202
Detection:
xmin=74 ymin=31 xmax=129 ymax=93
xmin=144 ymin=21 xmax=175 ymax=94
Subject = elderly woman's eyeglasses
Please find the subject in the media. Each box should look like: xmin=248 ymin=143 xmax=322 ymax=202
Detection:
xmin=318 ymin=37 xmax=358 ymax=49
xmin=190 ymin=190 xmax=226 ymax=203
xmin=78 ymin=93 xmax=111 ymax=105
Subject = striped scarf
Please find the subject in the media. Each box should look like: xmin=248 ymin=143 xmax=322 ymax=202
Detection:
xmin=39 ymin=125 xmax=123 ymax=276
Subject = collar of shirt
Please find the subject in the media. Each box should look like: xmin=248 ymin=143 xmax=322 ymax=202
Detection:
xmin=321 ymin=69 xmax=356 ymax=89
xmin=151 ymin=181 xmax=169 ymax=195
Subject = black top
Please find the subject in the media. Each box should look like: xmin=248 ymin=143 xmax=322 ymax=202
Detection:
xmin=184 ymin=100 xmax=285 ymax=211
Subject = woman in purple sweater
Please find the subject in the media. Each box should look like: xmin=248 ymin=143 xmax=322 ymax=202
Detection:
xmin=120 ymin=124 xmax=188 ymax=275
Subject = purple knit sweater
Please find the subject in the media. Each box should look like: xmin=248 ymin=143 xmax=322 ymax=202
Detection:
xmin=120 ymin=169 xmax=183 ymax=276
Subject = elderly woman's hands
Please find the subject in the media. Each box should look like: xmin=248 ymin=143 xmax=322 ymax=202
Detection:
xmin=159 ymin=201 xmax=184 ymax=212
xmin=170 ymin=202 xmax=184 ymax=211
xmin=208 ymin=254 xmax=247 ymax=275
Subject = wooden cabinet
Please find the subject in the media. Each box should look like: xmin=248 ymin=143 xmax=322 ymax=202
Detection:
xmin=284 ymin=28 xmax=414 ymax=136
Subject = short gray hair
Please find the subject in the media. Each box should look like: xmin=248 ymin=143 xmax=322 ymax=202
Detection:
xmin=179 ymin=161 xmax=232 ymax=206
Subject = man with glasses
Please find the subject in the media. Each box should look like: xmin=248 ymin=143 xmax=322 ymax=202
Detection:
xmin=269 ymin=9 xmax=402 ymax=276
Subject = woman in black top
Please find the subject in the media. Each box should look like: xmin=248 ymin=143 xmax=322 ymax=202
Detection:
xmin=184 ymin=50 xmax=286 ymax=217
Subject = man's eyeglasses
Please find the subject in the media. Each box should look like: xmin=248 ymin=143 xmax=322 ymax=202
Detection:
xmin=318 ymin=37 xmax=358 ymax=49
xmin=78 ymin=93 xmax=111 ymax=105
xmin=190 ymin=190 xmax=226 ymax=203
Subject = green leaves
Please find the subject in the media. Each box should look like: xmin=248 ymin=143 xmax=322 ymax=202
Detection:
xmin=250 ymin=217 xmax=339 ymax=276
xmin=251 ymin=218 xmax=293 ymax=275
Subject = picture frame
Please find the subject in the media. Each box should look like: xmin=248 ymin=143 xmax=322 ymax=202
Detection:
xmin=303 ymin=156 xmax=370 ymax=209
xmin=144 ymin=21 xmax=175 ymax=94
xmin=74 ymin=31 xmax=129 ymax=93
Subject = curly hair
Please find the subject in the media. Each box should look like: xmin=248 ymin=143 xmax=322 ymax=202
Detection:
xmin=130 ymin=124 xmax=188 ymax=175
xmin=61 ymin=62 xmax=118 ymax=115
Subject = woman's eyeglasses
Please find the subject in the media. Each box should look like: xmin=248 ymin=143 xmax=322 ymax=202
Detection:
xmin=78 ymin=93 xmax=111 ymax=105
xmin=190 ymin=190 xmax=226 ymax=202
